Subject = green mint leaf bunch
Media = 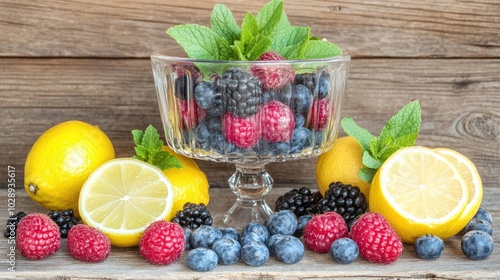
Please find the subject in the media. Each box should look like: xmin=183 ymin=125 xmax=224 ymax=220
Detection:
xmin=132 ymin=125 xmax=182 ymax=170
xmin=166 ymin=0 xmax=342 ymax=65
xmin=341 ymin=100 xmax=421 ymax=183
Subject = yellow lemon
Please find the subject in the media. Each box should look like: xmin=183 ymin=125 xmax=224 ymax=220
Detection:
xmin=24 ymin=120 xmax=115 ymax=218
xmin=316 ymin=136 xmax=371 ymax=199
xmin=79 ymin=158 xmax=174 ymax=247
xmin=434 ymin=148 xmax=483 ymax=235
xmin=162 ymin=145 xmax=199 ymax=169
xmin=369 ymin=146 xmax=469 ymax=244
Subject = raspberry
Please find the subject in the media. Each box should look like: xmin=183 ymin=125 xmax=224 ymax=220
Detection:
xmin=15 ymin=213 xmax=61 ymax=260
xmin=349 ymin=212 xmax=403 ymax=264
xmin=178 ymin=98 xmax=206 ymax=130
xmin=308 ymin=98 xmax=330 ymax=130
xmin=303 ymin=212 xmax=348 ymax=253
xmin=139 ymin=220 xmax=185 ymax=265
xmin=251 ymin=51 xmax=295 ymax=90
xmin=67 ymin=224 xmax=111 ymax=262
xmin=260 ymin=101 xmax=295 ymax=142
xmin=223 ymin=112 xmax=261 ymax=149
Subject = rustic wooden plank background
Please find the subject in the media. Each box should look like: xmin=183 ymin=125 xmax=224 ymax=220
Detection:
xmin=1 ymin=0 xmax=499 ymax=190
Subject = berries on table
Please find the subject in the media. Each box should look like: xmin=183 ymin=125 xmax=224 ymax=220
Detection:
xmin=274 ymin=187 xmax=322 ymax=218
xmin=219 ymin=227 xmax=241 ymax=243
xmin=266 ymin=210 xmax=298 ymax=236
xmin=211 ymin=237 xmax=241 ymax=265
xmin=315 ymin=182 xmax=368 ymax=226
xmin=139 ymin=220 xmax=185 ymax=265
xmin=16 ymin=213 xmax=61 ymax=260
xmin=473 ymin=207 xmax=493 ymax=225
xmin=461 ymin=230 xmax=494 ymax=260
xmin=240 ymin=241 xmax=270 ymax=266
xmin=260 ymin=100 xmax=295 ymax=143
xmin=464 ymin=218 xmax=493 ymax=236
xmin=294 ymin=215 xmax=313 ymax=237
xmin=187 ymin=248 xmax=219 ymax=271
xmin=349 ymin=212 xmax=403 ymax=264
xmin=3 ymin=211 xmax=26 ymax=238
xmin=47 ymin=209 xmax=80 ymax=238
xmin=171 ymin=202 xmax=213 ymax=230
xmin=183 ymin=228 xmax=192 ymax=250
xmin=223 ymin=112 xmax=261 ymax=149
xmin=414 ymin=234 xmax=444 ymax=260
xmin=67 ymin=224 xmax=111 ymax=263
xmin=242 ymin=222 xmax=270 ymax=244
xmin=251 ymin=51 xmax=295 ymax=90
xmin=266 ymin=234 xmax=285 ymax=256
xmin=330 ymin=237 xmax=359 ymax=264
xmin=303 ymin=212 xmax=348 ymax=253
xmin=272 ymin=235 xmax=305 ymax=264
xmin=190 ymin=225 xmax=223 ymax=249
xmin=217 ymin=68 xmax=262 ymax=118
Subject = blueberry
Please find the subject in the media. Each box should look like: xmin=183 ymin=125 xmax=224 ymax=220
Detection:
xmin=414 ymin=234 xmax=444 ymax=260
xmin=219 ymin=227 xmax=241 ymax=243
xmin=206 ymin=117 xmax=222 ymax=132
xmin=473 ymin=207 xmax=493 ymax=225
xmin=187 ymin=248 xmax=218 ymax=272
xmin=266 ymin=210 xmax=298 ymax=236
xmin=190 ymin=225 xmax=223 ymax=249
xmin=270 ymin=142 xmax=291 ymax=156
xmin=318 ymin=72 xmax=330 ymax=98
xmin=195 ymin=123 xmax=212 ymax=149
xmin=464 ymin=218 xmax=493 ymax=236
xmin=290 ymin=127 xmax=312 ymax=153
xmin=313 ymin=131 xmax=323 ymax=147
xmin=195 ymin=81 xmax=219 ymax=110
xmin=183 ymin=228 xmax=192 ymax=250
xmin=211 ymin=237 xmax=241 ymax=265
xmin=261 ymin=90 xmax=278 ymax=104
xmin=266 ymin=234 xmax=285 ymax=256
xmin=293 ymin=215 xmax=313 ymax=237
xmin=461 ymin=230 xmax=494 ymax=260
xmin=330 ymin=238 xmax=359 ymax=264
xmin=211 ymin=132 xmax=236 ymax=154
xmin=240 ymin=241 xmax=269 ymax=266
xmin=290 ymin=85 xmax=312 ymax=113
xmin=242 ymin=222 xmax=270 ymax=244
xmin=272 ymin=236 xmax=304 ymax=264
xmin=240 ymin=232 xmax=265 ymax=247
xmin=294 ymin=114 xmax=306 ymax=128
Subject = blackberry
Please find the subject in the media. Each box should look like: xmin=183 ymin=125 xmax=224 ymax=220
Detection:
xmin=215 ymin=68 xmax=262 ymax=118
xmin=171 ymin=203 xmax=213 ymax=230
xmin=3 ymin=211 xmax=26 ymax=238
xmin=274 ymin=187 xmax=322 ymax=217
xmin=315 ymin=182 xmax=368 ymax=225
xmin=47 ymin=209 xmax=80 ymax=238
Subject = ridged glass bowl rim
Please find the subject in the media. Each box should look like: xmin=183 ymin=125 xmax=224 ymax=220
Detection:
xmin=150 ymin=48 xmax=351 ymax=65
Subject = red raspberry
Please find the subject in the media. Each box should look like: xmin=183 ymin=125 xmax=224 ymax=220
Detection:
xmin=303 ymin=212 xmax=348 ymax=253
xmin=67 ymin=224 xmax=111 ymax=262
xmin=223 ymin=112 xmax=261 ymax=149
xmin=178 ymin=98 xmax=206 ymax=130
xmin=251 ymin=51 xmax=295 ymax=90
xmin=260 ymin=100 xmax=295 ymax=143
xmin=308 ymin=98 xmax=331 ymax=130
xmin=16 ymin=213 xmax=61 ymax=260
xmin=349 ymin=212 xmax=403 ymax=264
xmin=139 ymin=220 xmax=185 ymax=265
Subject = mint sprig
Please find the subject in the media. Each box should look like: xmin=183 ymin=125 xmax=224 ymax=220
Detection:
xmin=166 ymin=0 xmax=342 ymax=64
xmin=341 ymin=100 xmax=421 ymax=183
xmin=132 ymin=125 xmax=182 ymax=170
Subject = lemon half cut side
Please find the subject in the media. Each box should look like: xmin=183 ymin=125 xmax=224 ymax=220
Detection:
xmin=79 ymin=158 xmax=174 ymax=247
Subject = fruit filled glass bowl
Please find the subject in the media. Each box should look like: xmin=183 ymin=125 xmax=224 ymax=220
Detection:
xmin=151 ymin=51 xmax=350 ymax=228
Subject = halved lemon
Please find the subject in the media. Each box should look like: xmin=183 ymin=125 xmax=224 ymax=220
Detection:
xmin=434 ymin=148 xmax=483 ymax=234
xmin=79 ymin=158 xmax=174 ymax=247
xmin=369 ymin=146 xmax=469 ymax=244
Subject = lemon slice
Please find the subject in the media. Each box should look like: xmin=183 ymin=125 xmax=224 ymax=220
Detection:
xmin=369 ymin=146 xmax=469 ymax=244
xmin=434 ymin=148 xmax=483 ymax=233
xmin=79 ymin=158 xmax=174 ymax=247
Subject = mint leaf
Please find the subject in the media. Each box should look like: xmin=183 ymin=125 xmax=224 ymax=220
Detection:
xmin=166 ymin=24 xmax=232 ymax=60
xmin=272 ymin=25 xmax=310 ymax=59
xmin=362 ymin=151 xmax=382 ymax=169
xmin=238 ymin=12 xmax=272 ymax=60
xmin=256 ymin=0 xmax=283 ymax=38
xmin=211 ymin=4 xmax=241 ymax=44
xmin=341 ymin=117 xmax=375 ymax=151
xmin=132 ymin=125 xmax=182 ymax=170
xmin=359 ymin=167 xmax=377 ymax=183
xmin=301 ymin=39 xmax=343 ymax=59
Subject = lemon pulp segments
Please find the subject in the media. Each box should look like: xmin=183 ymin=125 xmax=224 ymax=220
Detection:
xmin=79 ymin=158 xmax=174 ymax=247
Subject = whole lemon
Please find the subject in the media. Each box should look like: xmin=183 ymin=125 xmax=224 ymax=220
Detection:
xmin=316 ymin=136 xmax=371 ymax=199
xmin=162 ymin=146 xmax=210 ymax=221
xmin=24 ymin=120 xmax=115 ymax=218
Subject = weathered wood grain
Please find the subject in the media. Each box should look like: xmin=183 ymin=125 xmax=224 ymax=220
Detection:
xmin=0 ymin=0 xmax=499 ymax=58
xmin=1 ymin=58 xmax=499 ymax=189
xmin=0 ymin=187 xmax=499 ymax=279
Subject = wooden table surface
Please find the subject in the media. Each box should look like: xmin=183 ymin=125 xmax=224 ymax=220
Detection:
xmin=1 ymin=186 xmax=498 ymax=280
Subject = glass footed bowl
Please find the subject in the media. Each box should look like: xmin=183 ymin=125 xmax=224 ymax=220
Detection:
xmin=151 ymin=49 xmax=350 ymax=228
